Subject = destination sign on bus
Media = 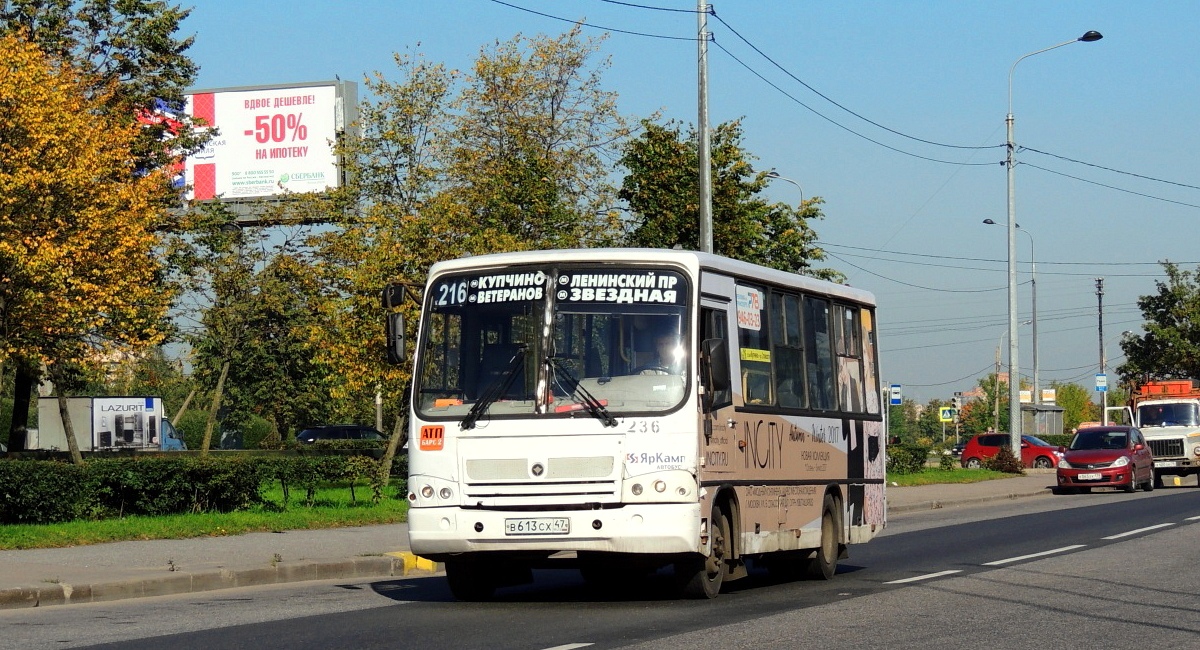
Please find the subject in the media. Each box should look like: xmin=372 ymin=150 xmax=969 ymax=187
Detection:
xmin=555 ymin=269 xmax=685 ymax=305
xmin=430 ymin=271 xmax=549 ymax=307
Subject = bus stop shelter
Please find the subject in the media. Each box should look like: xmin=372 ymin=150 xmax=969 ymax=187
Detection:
xmin=1023 ymin=403 xmax=1065 ymax=439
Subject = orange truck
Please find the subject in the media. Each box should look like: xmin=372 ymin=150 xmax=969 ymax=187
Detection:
xmin=1121 ymin=380 xmax=1200 ymax=487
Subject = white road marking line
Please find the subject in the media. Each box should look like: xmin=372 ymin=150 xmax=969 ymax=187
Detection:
xmin=982 ymin=544 xmax=1086 ymax=566
xmin=1102 ymin=523 xmax=1175 ymax=540
xmin=1185 ymin=515 xmax=1200 ymax=522
xmin=885 ymin=570 xmax=962 ymax=584
xmin=541 ymin=645 xmax=593 ymax=650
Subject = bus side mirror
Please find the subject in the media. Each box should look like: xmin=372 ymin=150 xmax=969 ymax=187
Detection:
xmin=701 ymin=338 xmax=730 ymax=393
xmin=386 ymin=312 xmax=406 ymax=365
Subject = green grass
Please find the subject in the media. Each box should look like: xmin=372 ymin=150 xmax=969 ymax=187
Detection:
xmin=0 ymin=483 xmax=409 ymax=551
xmin=1 ymin=470 xmax=1021 ymax=550
xmin=887 ymin=468 xmax=1013 ymax=487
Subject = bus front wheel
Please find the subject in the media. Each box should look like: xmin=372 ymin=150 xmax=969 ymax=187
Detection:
xmin=677 ymin=503 xmax=730 ymax=599
xmin=445 ymin=558 xmax=496 ymax=601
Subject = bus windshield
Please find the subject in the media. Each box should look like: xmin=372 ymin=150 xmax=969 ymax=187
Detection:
xmin=415 ymin=265 xmax=690 ymax=422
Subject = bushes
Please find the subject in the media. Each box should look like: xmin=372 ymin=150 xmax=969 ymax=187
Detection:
xmin=983 ymin=444 xmax=1025 ymax=474
xmin=0 ymin=451 xmax=407 ymax=525
xmin=85 ymin=456 xmax=265 ymax=517
xmin=886 ymin=444 xmax=931 ymax=475
xmin=1041 ymin=434 xmax=1073 ymax=448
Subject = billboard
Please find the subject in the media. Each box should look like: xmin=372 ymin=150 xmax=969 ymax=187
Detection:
xmin=184 ymin=80 xmax=356 ymax=201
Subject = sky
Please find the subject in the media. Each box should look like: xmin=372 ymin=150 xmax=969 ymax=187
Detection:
xmin=181 ymin=1 xmax=1200 ymax=404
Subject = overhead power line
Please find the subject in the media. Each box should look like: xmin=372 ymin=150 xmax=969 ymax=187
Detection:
xmin=708 ymin=12 xmax=1002 ymax=152
xmin=711 ymin=41 xmax=998 ymax=166
xmin=492 ymin=1 xmax=1198 ymax=210
xmin=1021 ymin=162 xmax=1200 ymax=210
xmin=488 ymin=0 xmax=694 ymax=40
xmin=599 ymin=0 xmax=699 ymax=13
xmin=824 ymin=242 xmax=1197 ymax=268
xmin=1022 ymin=147 xmax=1200 ymax=193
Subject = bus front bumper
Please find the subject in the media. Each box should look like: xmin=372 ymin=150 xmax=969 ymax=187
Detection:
xmin=407 ymin=503 xmax=701 ymax=556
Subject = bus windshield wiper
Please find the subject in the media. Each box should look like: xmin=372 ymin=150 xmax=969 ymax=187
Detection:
xmin=548 ymin=357 xmax=618 ymax=427
xmin=461 ymin=347 xmax=526 ymax=431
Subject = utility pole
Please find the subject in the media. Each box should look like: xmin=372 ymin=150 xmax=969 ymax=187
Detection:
xmin=1097 ymin=277 xmax=1107 ymax=424
xmin=696 ymin=0 xmax=713 ymax=254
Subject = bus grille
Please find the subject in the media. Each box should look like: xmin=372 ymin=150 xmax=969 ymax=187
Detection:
xmin=463 ymin=456 xmax=618 ymax=505
xmin=1149 ymin=439 xmax=1184 ymax=458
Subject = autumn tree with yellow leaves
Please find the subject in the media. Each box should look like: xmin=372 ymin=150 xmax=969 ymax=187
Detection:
xmin=0 ymin=34 xmax=175 ymax=457
xmin=256 ymin=27 xmax=633 ymax=479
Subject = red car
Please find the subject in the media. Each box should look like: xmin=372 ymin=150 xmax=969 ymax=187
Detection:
xmin=960 ymin=433 xmax=1062 ymax=469
xmin=1056 ymin=426 xmax=1155 ymax=494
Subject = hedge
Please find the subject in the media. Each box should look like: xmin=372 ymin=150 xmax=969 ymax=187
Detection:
xmin=0 ymin=452 xmax=407 ymax=525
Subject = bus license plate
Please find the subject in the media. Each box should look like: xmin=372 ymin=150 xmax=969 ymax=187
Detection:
xmin=1155 ymin=461 xmax=1178 ymax=468
xmin=504 ymin=517 xmax=570 ymax=536
xmin=1077 ymin=473 xmax=1102 ymax=481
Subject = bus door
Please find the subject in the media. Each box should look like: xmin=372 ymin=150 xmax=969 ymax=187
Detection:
xmin=699 ymin=296 xmax=736 ymax=478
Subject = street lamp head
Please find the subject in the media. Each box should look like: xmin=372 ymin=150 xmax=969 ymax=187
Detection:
xmin=765 ymin=171 xmax=804 ymax=204
xmin=1079 ymin=31 xmax=1103 ymax=43
xmin=982 ymin=218 xmax=997 ymax=225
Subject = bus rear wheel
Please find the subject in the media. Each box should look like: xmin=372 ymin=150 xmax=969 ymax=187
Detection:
xmin=807 ymin=494 xmax=839 ymax=581
xmin=677 ymin=503 xmax=730 ymax=599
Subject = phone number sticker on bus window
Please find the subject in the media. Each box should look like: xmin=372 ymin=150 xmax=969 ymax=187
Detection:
xmin=736 ymin=285 xmax=763 ymax=331
xmin=555 ymin=269 xmax=685 ymax=305
xmin=431 ymin=271 xmax=547 ymax=307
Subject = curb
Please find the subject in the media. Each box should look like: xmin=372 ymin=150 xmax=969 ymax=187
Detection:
xmin=887 ymin=487 xmax=1053 ymax=514
xmin=0 ymin=552 xmax=442 ymax=611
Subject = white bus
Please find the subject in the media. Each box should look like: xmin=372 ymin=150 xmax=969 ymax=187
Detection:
xmin=386 ymin=248 xmax=885 ymax=600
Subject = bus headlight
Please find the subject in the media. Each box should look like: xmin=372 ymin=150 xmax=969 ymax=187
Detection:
xmin=410 ymin=475 xmax=458 ymax=507
xmin=623 ymin=470 xmax=695 ymax=503
xmin=1193 ymin=444 xmax=1200 ymax=457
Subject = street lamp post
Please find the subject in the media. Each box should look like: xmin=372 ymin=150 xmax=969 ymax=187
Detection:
xmin=983 ymin=219 xmax=1037 ymax=406
xmin=1005 ymin=30 xmax=1101 ymax=457
xmin=993 ymin=321 xmax=1030 ymax=435
xmin=766 ymin=171 xmax=805 ymax=206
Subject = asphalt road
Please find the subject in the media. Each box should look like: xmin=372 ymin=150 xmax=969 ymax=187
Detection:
xmin=3 ymin=487 xmax=1198 ymax=650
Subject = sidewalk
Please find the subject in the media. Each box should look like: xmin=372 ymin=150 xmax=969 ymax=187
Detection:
xmin=0 ymin=523 xmax=432 ymax=610
xmin=0 ymin=472 xmax=1055 ymax=610
xmin=885 ymin=469 xmax=1056 ymax=514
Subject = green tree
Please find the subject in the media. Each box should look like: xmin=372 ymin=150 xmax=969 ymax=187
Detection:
xmin=1118 ymin=262 xmax=1200 ymax=384
xmin=1 ymin=0 xmax=206 ymax=174
xmin=1052 ymin=381 xmax=1099 ymax=432
xmin=915 ymin=399 xmax=947 ymax=445
xmin=170 ymin=203 xmax=332 ymax=451
xmin=445 ymin=26 xmax=629 ymax=249
xmin=618 ymin=119 xmax=843 ymax=281
xmin=887 ymin=399 xmax=922 ymax=443
xmin=958 ymin=373 xmax=1010 ymax=435
xmin=282 ymin=29 xmax=633 ymax=447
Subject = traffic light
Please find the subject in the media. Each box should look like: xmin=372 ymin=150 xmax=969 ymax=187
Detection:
xmin=952 ymin=392 xmax=963 ymax=410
